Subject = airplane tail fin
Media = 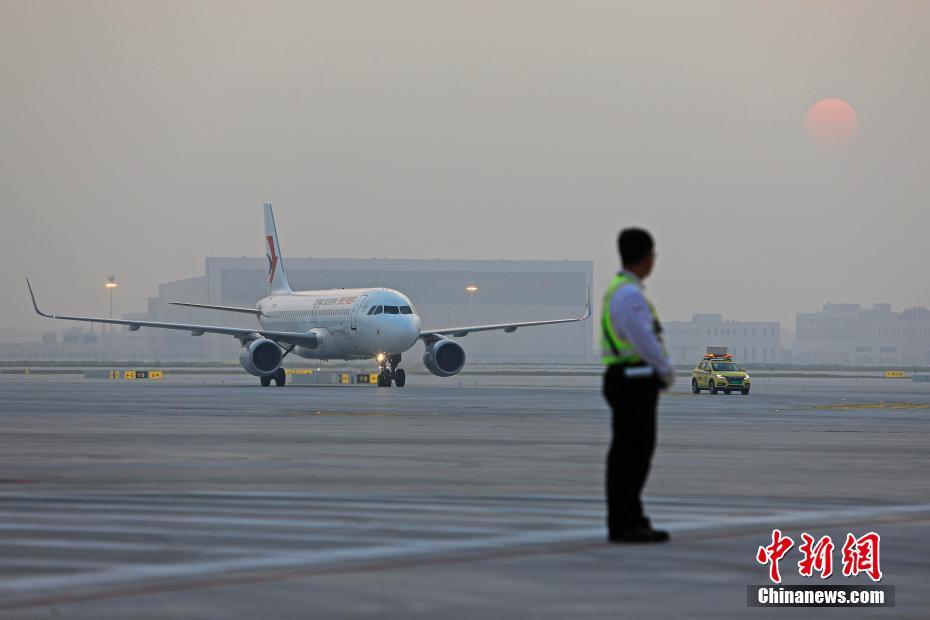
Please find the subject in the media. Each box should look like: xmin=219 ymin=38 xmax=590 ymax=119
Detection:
xmin=263 ymin=202 xmax=292 ymax=295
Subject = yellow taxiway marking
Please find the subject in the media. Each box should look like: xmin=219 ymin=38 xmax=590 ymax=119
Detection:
xmin=815 ymin=402 xmax=930 ymax=410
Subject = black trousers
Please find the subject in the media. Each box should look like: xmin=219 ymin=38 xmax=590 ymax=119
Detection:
xmin=603 ymin=365 xmax=659 ymax=533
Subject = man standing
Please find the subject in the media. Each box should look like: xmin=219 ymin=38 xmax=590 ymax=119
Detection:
xmin=602 ymin=228 xmax=674 ymax=543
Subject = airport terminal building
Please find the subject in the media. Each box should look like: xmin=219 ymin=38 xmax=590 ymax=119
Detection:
xmin=141 ymin=257 xmax=594 ymax=364
xmin=663 ymin=314 xmax=782 ymax=365
xmin=794 ymin=303 xmax=930 ymax=366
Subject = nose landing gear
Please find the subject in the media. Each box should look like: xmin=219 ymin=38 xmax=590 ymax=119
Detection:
xmin=377 ymin=354 xmax=406 ymax=387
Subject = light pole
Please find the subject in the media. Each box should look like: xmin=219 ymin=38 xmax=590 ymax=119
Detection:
xmin=105 ymin=276 xmax=118 ymax=334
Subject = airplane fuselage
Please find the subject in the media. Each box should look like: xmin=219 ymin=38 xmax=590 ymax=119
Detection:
xmin=257 ymin=287 xmax=421 ymax=360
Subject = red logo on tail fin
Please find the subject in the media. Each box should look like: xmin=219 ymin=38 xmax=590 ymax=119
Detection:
xmin=266 ymin=235 xmax=278 ymax=284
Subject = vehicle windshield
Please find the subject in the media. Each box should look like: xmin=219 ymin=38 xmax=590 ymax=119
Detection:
xmin=712 ymin=362 xmax=740 ymax=372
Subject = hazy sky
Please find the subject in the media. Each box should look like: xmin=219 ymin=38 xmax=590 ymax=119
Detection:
xmin=2 ymin=1 xmax=929 ymax=337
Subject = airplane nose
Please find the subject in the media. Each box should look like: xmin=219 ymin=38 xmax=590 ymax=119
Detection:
xmin=398 ymin=314 xmax=420 ymax=348
xmin=378 ymin=314 xmax=420 ymax=351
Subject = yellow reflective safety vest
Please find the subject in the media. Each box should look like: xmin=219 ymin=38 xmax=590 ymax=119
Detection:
xmin=601 ymin=272 xmax=664 ymax=366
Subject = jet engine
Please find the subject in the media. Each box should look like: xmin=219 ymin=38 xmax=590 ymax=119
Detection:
xmin=238 ymin=338 xmax=283 ymax=377
xmin=422 ymin=339 xmax=466 ymax=377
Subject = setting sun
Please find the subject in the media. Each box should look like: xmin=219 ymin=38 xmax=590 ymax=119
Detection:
xmin=805 ymin=98 xmax=859 ymax=148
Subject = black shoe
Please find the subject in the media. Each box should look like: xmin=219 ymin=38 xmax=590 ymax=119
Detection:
xmin=648 ymin=527 xmax=669 ymax=542
xmin=608 ymin=526 xmax=670 ymax=543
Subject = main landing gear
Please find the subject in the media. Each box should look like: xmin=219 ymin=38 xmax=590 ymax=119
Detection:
xmin=377 ymin=354 xmax=406 ymax=388
xmin=260 ymin=368 xmax=286 ymax=387
xmin=258 ymin=344 xmax=294 ymax=387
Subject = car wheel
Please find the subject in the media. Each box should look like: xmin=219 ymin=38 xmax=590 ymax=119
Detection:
xmin=724 ymin=389 xmax=731 ymax=395
xmin=741 ymin=388 xmax=750 ymax=395
xmin=691 ymin=379 xmax=700 ymax=394
xmin=709 ymin=382 xmax=718 ymax=395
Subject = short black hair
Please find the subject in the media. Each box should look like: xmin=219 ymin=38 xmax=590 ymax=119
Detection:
xmin=618 ymin=228 xmax=654 ymax=266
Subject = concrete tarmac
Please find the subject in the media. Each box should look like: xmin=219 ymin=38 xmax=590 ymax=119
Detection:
xmin=0 ymin=373 xmax=928 ymax=618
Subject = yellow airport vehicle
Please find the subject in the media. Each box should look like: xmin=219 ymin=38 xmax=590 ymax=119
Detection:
xmin=691 ymin=353 xmax=751 ymax=395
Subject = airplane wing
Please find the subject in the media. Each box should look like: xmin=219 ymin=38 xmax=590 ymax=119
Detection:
xmin=419 ymin=285 xmax=591 ymax=341
xmin=26 ymin=280 xmax=318 ymax=348
xmin=169 ymin=302 xmax=262 ymax=316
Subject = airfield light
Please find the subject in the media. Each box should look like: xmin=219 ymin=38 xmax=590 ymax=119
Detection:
xmin=465 ymin=285 xmax=478 ymax=312
xmin=104 ymin=275 xmax=118 ymax=332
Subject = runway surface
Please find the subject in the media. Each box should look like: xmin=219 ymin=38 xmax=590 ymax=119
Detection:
xmin=0 ymin=374 xmax=928 ymax=618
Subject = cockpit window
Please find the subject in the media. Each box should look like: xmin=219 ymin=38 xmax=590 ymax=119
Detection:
xmin=384 ymin=305 xmax=399 ymax=314
xmin=366 ymin=307 xmax=375 ymax=315
xmin=399 ymin=305 xmax=413 ymax=314
xmin=372 ymin=306 xmax=383 ymax=315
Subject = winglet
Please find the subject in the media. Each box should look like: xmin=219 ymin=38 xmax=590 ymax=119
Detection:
xmin=26 ymin=279 xmax=51 ymax=318
xmin=581 ymin=284 xmax=592 ymax=320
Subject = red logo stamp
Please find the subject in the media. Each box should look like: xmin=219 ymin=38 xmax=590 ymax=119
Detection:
xmin=266 ymin=235 xmax=278 ymax=284
xmin=757 ymin=530 xmax=882 ymax=583
xmin=756 ymin=529 xmax=794 ymax=584
xmin=798 ymin=533 xmax=835 ymax=579
xmin=841 ymin=532 xmax=882 ymax=582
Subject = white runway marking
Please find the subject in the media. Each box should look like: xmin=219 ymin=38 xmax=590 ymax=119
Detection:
xmin=0 ymin=492 xmax=927 ymax=608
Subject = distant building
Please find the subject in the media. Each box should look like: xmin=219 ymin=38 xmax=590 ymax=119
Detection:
xmin=141 ymin=257 xmax=594 ymax=363
xmin=0 ymin=330 xmax=151 ymax=362
xmin=664 ymin=314 xmax=781 ymax=365
xmin=794 ymin=303 xmax=930 ymax=366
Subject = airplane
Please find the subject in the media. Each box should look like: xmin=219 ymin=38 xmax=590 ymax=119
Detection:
xmin=27 ymin=204 xmax=591 ymax=388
